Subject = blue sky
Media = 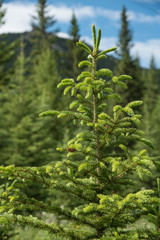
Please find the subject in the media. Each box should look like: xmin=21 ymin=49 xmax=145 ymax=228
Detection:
xmin=1 ymin=0 xmax=160 ymax=68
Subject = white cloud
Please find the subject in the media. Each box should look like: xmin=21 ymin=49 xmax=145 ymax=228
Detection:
xmin=75 ymin=6 xmax=95 ymax=19
xmin=49 ymin=5 xmax=94 ymax=23
xmin=0 ymin=1 xmax=35 ymax=33
xmin=56 ymin=32 xmax=70 ymax=39
xmin=132 ymin=39 xmax=160 ymax=67
xmin=94 ymin=7 xmax=160 ymax=24
xmin=1 ymin=1 xmax=160 ymax=34
xmin=0 ymin=2 xmax=95 ymax=33
xmin=96 ymin=8 xmax=120 ymax=21
xmin=128 ymin=11 xmax=160 ymax=23
xmin=48 ymin=5 xmax=72 ymax=23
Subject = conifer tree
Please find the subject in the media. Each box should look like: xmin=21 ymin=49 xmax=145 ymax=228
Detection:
xmin=30 ymin=0 xmax=56 ymax=55
xmin=28 ymin=0 xmax=64 ymax=166
xmin=63 ymin=13 xmax=86 ymax=81
xmin=116 ymin=6 xmax=144 ymax=104
xmin=134 ymin=55 xmax=142 ymax=84
xmin=0 ymin=3 xmax=18 ymax=237
xmin=134 ymin=57 xmax=160 ymax=190
xmin=144 ymin=56 xmax=159 ymax=115
xmin=31 ymin=45 xmax=65 ymax=161
xmin=147 ymin=95 xmax=160 ymax=158
xmin=141 ymin=56 xmax=159 ymax=152
xmin=62 ymin=13 xmax=87 ymax=141
xmin=2 ymin=37 xmax=34 ymax=166
xmin=4 ymin=37 xmax=63 ymax=168
xmin=0 ymin=0 xmax=18 ymax=164
xmin=0 ymin=25 xmax=159 ymax=239
xmin=0 ymin=0 xmax=17 ymax=86
xmin=2 ymin=37 xmax=61 ymax=203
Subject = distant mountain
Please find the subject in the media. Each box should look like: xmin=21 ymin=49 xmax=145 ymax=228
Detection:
xmin=0 ymin=32 xmax=117 ymax=73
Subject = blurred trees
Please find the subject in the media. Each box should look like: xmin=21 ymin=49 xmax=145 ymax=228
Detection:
xmin=30 ymin=0 xmax=57 ymax=55
xmin=62 ymin=13 xmax=87 ymax=81
xmin=116 ymin=6 xmax=144 ymax=105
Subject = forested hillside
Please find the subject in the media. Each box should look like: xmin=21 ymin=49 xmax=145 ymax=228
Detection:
xmin=0 ymin=31 xmax=117 ymax=72
xmin=0 ymin=0 xmax=160 ymax=239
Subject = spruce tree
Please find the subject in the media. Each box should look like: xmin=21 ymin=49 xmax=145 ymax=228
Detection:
xmin=0 ymin=25 xmax=159 ymax=239
xmin=0 ymin=0 xmax=17 ymax=86
xmin=31 ymin=45 xmax=65 ymax=163
xmin=28 ymin=0 xmax=64 ymax=166
xmin=2 ymin=37 xmax=35 ymax=166
xmin=2 ymin=37 xmax=61 ymax=202
xmin=141 ymin=56 xmax=159 ymax=152
xmin=0 ymin=2 xmax=18 ymax=237
xmin=134 ymin=57 xmax=160 ymax=191
xmin=0 ymin=0 xmax=18 ymax=164
xmin=30 ymin=0 xmax=56 ymax=55
xmin=144 ymin=56 xmax=159 ymax=115
xmin=63 ymin=13 xmax=86 ymax=81
xmin=62 ymin=13 xmax=87 ymax=141
xmin=5 ymin=37 xmax=64 ymax=167
xmin=147 ymin=95 xmax=160 ymax=158
xmin=116 ymin=6 xmax=144 ymax=104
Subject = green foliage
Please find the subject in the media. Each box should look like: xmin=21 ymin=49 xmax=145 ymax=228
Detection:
xmin=146 ymin=55 xmax=159 ymax=113
xmin=115 ymin=6 xmax=144 ymax=105
xmin=30 ymin=45 xmax=65 ymax=165
xmin=30 ymin=0 xmax=57 ymax=55
xmin=12 ymin=226 xmax=56 ymax=240
xmin=0 ymin=36 xmax=66 ymax=211
xmin=0 ymin=184 xmax=17 ymax=239
xmin=134 ymin=56 xmax=160 ymax=193
xmin=62 ymin=13 xmax=87 ymax=82
xmin=0 ymin=25 xmax=158 ymax=240
xmin=0 ymin=1 xmax=18 ymax=87
xmin=0 ymin=2 xmax=19 ymax=238
xmin=142 ymin=56 xmax=159 ymax=145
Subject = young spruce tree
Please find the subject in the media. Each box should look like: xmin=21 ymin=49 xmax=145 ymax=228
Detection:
xmin=0 ymin=25 xmax=159 ymax=239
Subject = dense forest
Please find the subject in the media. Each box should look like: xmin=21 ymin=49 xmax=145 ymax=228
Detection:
xmin=0 ymin=0 xmax=160 ymax=239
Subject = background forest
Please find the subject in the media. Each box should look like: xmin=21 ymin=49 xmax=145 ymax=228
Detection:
xmin=0 ymin=0 xmax=160 ymax=239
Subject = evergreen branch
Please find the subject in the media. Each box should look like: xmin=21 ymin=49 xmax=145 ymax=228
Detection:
xmin=110 ymin=158 xmax=140 ymax=182
xmin=0 ymin=196 xmax=96 ymax=229
xmin=59 ymin=171 xmax=99 ymax=190
xmin=57 ymin=110 xmax=92 ymax=122
xmin=75 ymin=149 xmax=97 ymax=159
xmin=0 ymin=213 xmax=84 ymax=240
xmin=96 ymin=47 xmax=117 ymax=58
xmin=100 ymin=111 xmax=123 ymax=149
xmin=53 ymin=184 xmax=97 ymax=203
xmin=8 ymin=169 xmax=51 ymax=187
xmin=76 ymin=41 xmax=92 ymax=56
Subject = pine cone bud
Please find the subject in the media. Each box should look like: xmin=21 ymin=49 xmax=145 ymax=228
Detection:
xmin=67 ymin=148 xmax=76 ymax=152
